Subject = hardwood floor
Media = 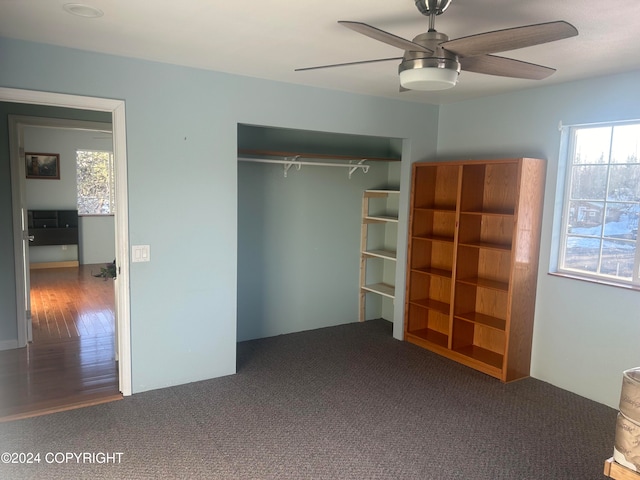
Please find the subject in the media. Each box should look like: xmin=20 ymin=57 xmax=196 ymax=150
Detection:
xmin=0 ymin=265 xmax=121 ymax=422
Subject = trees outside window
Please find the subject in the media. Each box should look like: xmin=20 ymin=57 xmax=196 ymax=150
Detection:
xmin=76 ymin=150 xmax=114 ymax=215
xmin=558 ymin=122 xmax=640 ymax=287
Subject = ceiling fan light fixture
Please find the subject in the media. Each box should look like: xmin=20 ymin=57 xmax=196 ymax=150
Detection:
xmin=399 ymin=54 xmax=460 ymax=91
xmin=400 ymin=67 xmax=459 ymax=91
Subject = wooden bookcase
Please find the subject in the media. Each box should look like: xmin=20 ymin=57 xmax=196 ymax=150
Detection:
xmin=404 ymin=159 xmax=545 ymax=382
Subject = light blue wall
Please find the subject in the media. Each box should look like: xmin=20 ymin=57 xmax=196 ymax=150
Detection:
xmin=0 ymin=37 xmax=439 ymax=393
xmin=79 ymin=216 xmax=116 ymax=265
xmin=437 ymin=71 xmax=640 ymax=408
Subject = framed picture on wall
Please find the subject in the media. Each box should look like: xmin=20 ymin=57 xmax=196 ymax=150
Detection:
xmin=25 ymin=152 xmax=60 ymax=179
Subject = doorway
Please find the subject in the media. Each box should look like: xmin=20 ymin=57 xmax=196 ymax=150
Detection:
xmin=0 ymin=265 xmax=121 ymax=420
xmin=0 ymin=88 xmax=131 ymax=418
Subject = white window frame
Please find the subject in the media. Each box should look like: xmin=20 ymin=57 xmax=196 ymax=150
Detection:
xmin=556 ymin=120 xmax=640 ymax=289
xmin=76 ymin=149 xmax=115 ymax=216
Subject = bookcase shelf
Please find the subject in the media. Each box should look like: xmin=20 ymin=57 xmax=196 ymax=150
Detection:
xmin=411 ymin=266 xmax=452 ymax=279
xmin=406 ymin=328 xmax=449 ymax=349
xmin=362 ymin=249 xmax=396 ymax=261
xmin=409 ymin=298 xmax=451 ymax=315
xmin=404 ymin=158 xmax=545 ymax=382
xmin=362 ymin=282 xmax=395 ymax=299
xmin=454 ymin=311 xmax=507 ymax=331
xmin=364 ymin=214 xmax=399 ymax=223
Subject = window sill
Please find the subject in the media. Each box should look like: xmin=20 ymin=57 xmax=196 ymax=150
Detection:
xmin=548 ymin=271 xmax=640 ymax=292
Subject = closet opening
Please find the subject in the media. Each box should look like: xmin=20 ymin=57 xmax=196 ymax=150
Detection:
xmin=236 ymin=124 xmax=402 ymax=348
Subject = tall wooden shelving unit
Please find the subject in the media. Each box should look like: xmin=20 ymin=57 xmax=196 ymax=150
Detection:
xmin=404 ymin=158 xmax=545 ymax=382
xmin=359 ymin=189 xmax=399 ymax=322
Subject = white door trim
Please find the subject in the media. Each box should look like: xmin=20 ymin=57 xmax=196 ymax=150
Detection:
xmin=8 ymin=115 xmax=28 ymax=348
xmin=1 ymin=87 xmax=132 ymax=396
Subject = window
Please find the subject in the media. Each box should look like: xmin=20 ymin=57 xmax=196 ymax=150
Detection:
xmin=76 ymin=150 xmax=115 ymax=215
xmin=557 ymin=121 xmax=640 ymax=287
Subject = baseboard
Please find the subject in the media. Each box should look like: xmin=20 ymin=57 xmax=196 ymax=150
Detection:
xmin=30 ymin=260 xmax=80 ymax=270
xmin=0 ymin=339 xmax=19 ymax=351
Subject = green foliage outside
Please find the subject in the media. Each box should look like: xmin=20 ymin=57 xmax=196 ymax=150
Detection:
xmin=76 ymin=150 xmax=114 ymax=215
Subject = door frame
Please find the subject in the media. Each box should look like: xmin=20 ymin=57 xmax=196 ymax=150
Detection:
xmin=2 ymin=87 xmax=132 ymax=396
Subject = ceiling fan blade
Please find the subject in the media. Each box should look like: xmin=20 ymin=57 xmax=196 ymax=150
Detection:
xmin=460 ymin=55 xmax=555 ymax=80
xmin=442 ymin=21 xmax=578 ymax=57
xmin=338 ymin=21 xmax=433 ymax=54
xmin=295 ymin=57 xmax=402 ymax=72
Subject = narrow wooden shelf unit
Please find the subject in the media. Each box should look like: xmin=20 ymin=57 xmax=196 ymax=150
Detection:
xmin=359 ymin=189 xmax=399 ymax=322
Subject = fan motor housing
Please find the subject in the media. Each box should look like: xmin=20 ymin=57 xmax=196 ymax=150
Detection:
xmin=399 ymin=31 xmax=460 ymax=75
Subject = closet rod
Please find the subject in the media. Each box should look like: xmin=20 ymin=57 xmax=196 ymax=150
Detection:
xmin=238 ymin=156 xmax=369 ymax=179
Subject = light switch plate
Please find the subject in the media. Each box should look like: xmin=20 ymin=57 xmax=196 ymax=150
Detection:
xmin=132 ymin=245 xmax=150 ymax=262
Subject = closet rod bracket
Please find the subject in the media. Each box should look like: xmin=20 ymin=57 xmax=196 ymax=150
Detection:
xmin=348 ymin=159 xmax=369 ymax=179
xmin=283 ymin=156 xmax=302 ymax=178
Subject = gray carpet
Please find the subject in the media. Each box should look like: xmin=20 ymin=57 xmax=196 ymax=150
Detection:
xmin=0 ymin=319 xmax=617 ymax=479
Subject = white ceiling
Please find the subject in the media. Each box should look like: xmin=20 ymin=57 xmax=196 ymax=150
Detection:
xmin=1 ymin=0 xmax=640 ymax=105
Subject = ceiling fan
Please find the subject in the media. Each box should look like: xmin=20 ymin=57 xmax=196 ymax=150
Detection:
xmin=296 ymin=0 xmax=578 ymax=91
